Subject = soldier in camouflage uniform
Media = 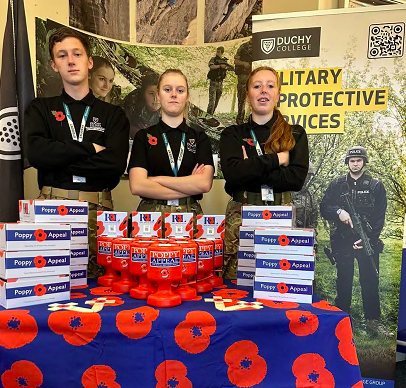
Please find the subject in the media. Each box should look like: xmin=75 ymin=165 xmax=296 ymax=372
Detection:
xmin=127 ymin=69 xmax=214 ymax=226
xmin=220 ymin=66 xmax=309 ymax=278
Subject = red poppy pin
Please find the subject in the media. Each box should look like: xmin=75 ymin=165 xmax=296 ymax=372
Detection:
xmin=52 ymin=110 xmax=66 ymax=122
xmin=147 ymin=134 xmax=158 ymax=146
xmin=243 ymin=138 xmax=255 ymax=146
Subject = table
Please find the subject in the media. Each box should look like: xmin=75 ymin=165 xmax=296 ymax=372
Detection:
xmin=0 ymin=280 xmax=362 ymax=388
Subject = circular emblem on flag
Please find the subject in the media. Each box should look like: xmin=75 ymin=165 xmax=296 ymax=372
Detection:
xmin=0 ymin=109 xmax=21 ymax=159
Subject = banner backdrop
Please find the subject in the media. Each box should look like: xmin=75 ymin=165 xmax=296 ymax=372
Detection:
xmin=253 ymin=6 xmax=406 ymax=387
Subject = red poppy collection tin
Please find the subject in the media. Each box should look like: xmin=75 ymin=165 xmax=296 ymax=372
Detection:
xmin=147 ymin=243 xmax=183 ymax=307
xmin=96 ymin=236 xmax=120 ymax=286
xmin=111 ymin=238 xmax=137 ymax=293
xmin=192 ymin=239 xmax=214 ymax=293
xmin=208 ymin=238 xmax=224 ymax=287
xmin=173 ymin=240 xmax=198 ymax=300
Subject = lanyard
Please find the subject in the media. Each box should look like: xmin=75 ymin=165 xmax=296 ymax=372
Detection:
xmin=162 ymin=132 xmax=186 ymax=177
xmin=249 ymin=129 xmax=263 ymax=156
xmin=63 ymin=103 xmax=90 ymax=142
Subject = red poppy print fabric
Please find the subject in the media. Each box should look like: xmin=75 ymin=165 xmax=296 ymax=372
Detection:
xmin=90 ymin=287 xmax=123 ymax=296
xmin=116 ymin=306 xmax=159 ymax=339
xmin=225 ymin=340 xmax=267 ymax=387
xmin=312 ymin=300 xmax=342 ymax=311
xmin=335 ymin=317 xmax=359 ymax=365
xmin=292 ymin=353 xmax=335 ymax=388
xmin=175 ymin=311 xmax=216 ymax=354
xmin=286 ymin=310 xmax=319 ymax=337
xmin=257 ymin=299 xmax=300 ymax=309
xmin=155 ymin=360 xmax=192 ymax=388
xmin=82 ymin=365 xmax=121 ymax=388
xmin=0 ymin=310 xmax=38 ymax=349
xmin=351 ymin=381 xmax=364 ymax=388
xmin=212 ymin=289 xmax=249 ymax=300
xmin=48 ymin=311 xmax=101 ymax=346
xmin=1 ymin=360 xmax=43 ymax=388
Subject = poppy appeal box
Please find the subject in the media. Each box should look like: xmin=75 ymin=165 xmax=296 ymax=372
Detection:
xmin=239 ymin=226 xmax=255 ymax=247
xmin=196 ymin=215 xmax=225 ymax=239
xmin=70 ymin=245 xmax=89 ymax=266
xmin=19 ymin=199 xmax=88 ymax=223
xmin=0 ymin=250 xmax=70 ymax=279
xmin=164 ymin=212 xmax=194 ymax=238
xmin=253 ymin=277 xmax=313 ymax=304
xmin=255 ymin=253 xmax=315 ymax=280
xmin=0 ymin=275 xmax=70 ymax=309
xmin=237 ymin=247 xmax=256 ymax=268
xmin=237 ymin=266 xmax=255 ymax=287
xmin=0 ymin=223 xmax=71 ymax=251
xmin=70 ymin=265 xmax=87 ymax=287
xmin=254 ymin=228 xmax=314 ymax=255
xmin=241 ymin=206 xmax=295 ymax=227
xmin=96 ymin=211 xmax=128 ymax=237
xmin=130 ymin=211 xmax=162 ymax=237
xmin=70 ymin=223 xmax=88 ymax=245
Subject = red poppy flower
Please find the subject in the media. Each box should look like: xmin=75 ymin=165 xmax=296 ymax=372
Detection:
xmin=286 ymin=310 xmax=319 ymax=337
xmin=34 ymin=284 xmax=46 ymax=297
xmin=34 ymin=229 xmax=47 ymax=242
xmin=90 ymin=287 xmax=123 ymax=296
xmin=262 ymin=210 xmax=272 ymax=220
xmin=175 ymin=311 xmax=216 ymax=354
xmin=164 ymin=223 xmax=173 ymax=237
xmin=278 ymin=235 xmax=290 ymax=246
xmin=97 ymin=211 xmax=104 ymax=216
xmin=351 ymin=382 xmax=364 ymax=388
xmin=292 ymin=353 xmax=335 ymax=388
xmin=34 ymin=256 xmax=46 ymax=268
xmin=311 ymin=300 xmax=341 ymax=311
xmin=116 ymin=306 xmax=159 ymax=339
xmin=225 ymin=340 xmax=267 ymax=387
xmin=185 ymin=217 xmax=194 ymax=232
xmin=195 ymin=224 xmax=204 ymax=239
xmin=57 ymin=205 xmax=68 ymax=216
xmin=131 ymin=221 xmax=140 ymax=237
xmin=213 ymin=284 xmax=227 ymax=289
xmin=257 ymin=299 xmax=300 ymax=309
xmin=212 ymin=289 xmax=249 ymax=300
xmin=277 ymin=282 xmax=288 ymax=294
xmin=247 ymin=138 xmax=255 ymax=146
xmin=119 ymin=217 xmax=128 ymax=231
xmin=71 ymin=292 xmax=87 ymax=299
xmin=54 ymin=111 xmax=65 ymax=122
xmin=279 ymin=259 xmax=291 ymax=271
xmin=48 ymin=311 xmax=101 ymax=346
xmin=231 ymin=280 xmax=237 ymax=284
xmin=96 ymin=221 xmax=105 ymax=236
xmin=1 ymin=360 xmax=43 ymax=388
xmin=217 ymin=218 xmax=225 ymax=233
xmin=155 ymin=360 xmax=192 ymax=388
xmin=148 ymin=136 xmax=158 ymax=146
xmin=0 ymin=310 xmax=38 ymax=349
xmin=153 ymin=217 xmax=162 ymax=231
xmin=335 ymin=317 xmax=358 ymax=365
xmin=89 ymin=296 xmax=124 ymax=307
xmin=82 ymin=365 xmax=121 ymax=388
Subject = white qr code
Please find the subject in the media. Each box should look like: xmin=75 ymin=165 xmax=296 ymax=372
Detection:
xmin=368 ymin=23 xmax=405 ymax=59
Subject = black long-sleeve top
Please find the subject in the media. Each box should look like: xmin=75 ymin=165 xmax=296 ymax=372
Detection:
xmin=25 ymin=89 xmax=129 ymax=191
xmin=220 ymin=115 xmax=309 ymax=196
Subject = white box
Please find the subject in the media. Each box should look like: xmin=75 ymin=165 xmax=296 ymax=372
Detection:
xmin=237 ymin=266 xmax=255 ymax=287
xmin=0 ymin=275 xmax=70 ymax=309
xmin=239 ymin=226 xmax=255 ymax=247
xmin=97 ymin=211 xmax=128 ymax=237
xmin=255 ymin=253 xmax=315 ymax=280
xmin=196 ymin=214 xmax=225 ymax=239
xmin=19 ymin=199 xmax=88 ymax=223
xmin=70 ymin=265 xmax=87 ymax=286
xmin=0 ymin=250 xmax=70 ymax=279
xmin=164 ymin=212 xmax=194 ymax=238
xmin=253 ymin=277 xmax=313 ymax=304
xmin=130 ymin=211 xmax=162 ymax=237
xmin=0 ymin=223 xmax=71 ymax=251
xmin=254 ymin=228 xmax=314 ymax=255
xmin=70 ymin=223 xmax=88 ymax=245
xmin=70 ymin=245 xmax=89 ymax=266
xmin=242 ymin=206 xmax=295 ymax=227
xmin=237 ymin=247 xmax=256 ymax=268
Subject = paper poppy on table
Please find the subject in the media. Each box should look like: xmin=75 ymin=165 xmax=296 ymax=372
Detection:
xmin=34 ymin=256 xmax=46 ymax=268
xmin=96 ymin=221 xmax=105 ymax=236
xmin=225 ymin=340 xmax=267 ymax=387
xmin=57 ymin=205 xmax=68 ymax=216
xmin=82 ymin=365 xmax=121 ymax=388
xmin=286 ymin=310 xmax=319 ymax=337
xmin=279 ymin=259 xmax=291 ymax=271
xmin=0 ymin=310 xmax=38 ymax=349
xmin=116 ymin=306 xmax=159 ymax=340
xmin=292 ymin=353 xmax=335 ymax=388
xmin=34 ymin=229 xmax=47 ymax=242
xmin=311 ymin=300 xmax=341 ymax=311
xmin=262 ymin=210 xmax=272 ymax=220
xmin=1 ymin=360 xmax=43 ymax=388
xmin=335 ymin=316 xmax=359 ymax=365
xmin=90 ymin=287 xmax=122 ymax=296
xmin=175 ymin=311 xmax=216 ymax=354
xmin=212 ymin=289 xmax=249 ymax=300
xmin=278 ymin=235 xmax=290 ymax=246
xmin=256 ymin=299 xmax=300 ymax=309
xmin=155 ymin=360 xmax=192 ymax=388
xmin=277 ymin=282 xmax=288 ymax=294
xmin=48 ymin=311 xmax=101 ymax=346
xmin=33 ymin=284 xmax=46 ymax=297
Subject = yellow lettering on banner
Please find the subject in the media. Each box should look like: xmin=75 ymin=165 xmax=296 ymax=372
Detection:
xmin=275 ymin=67 xmax=388 ymax=134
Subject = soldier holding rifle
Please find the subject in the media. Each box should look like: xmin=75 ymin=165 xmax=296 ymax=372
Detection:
xmin=320 ymin=146 xmax=391 ymax=336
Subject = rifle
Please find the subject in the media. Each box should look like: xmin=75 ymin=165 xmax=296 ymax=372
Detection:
xmin=340 ymin=183 xmax=379 ymax=277
xmin=215 ymin=57 xmax=235 ymax=71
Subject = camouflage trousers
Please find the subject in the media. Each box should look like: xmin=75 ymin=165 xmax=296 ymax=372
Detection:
xmin=236 ymin=75 xmax=249 ymax=125
xmin=207 ymin=80 xmax=223 ymax=115
xmin=38 ymin=191 xmax=113 ymax=278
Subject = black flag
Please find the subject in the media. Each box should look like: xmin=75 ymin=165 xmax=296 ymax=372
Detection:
xmin=0 ymin=0 xmax=35 ymax=222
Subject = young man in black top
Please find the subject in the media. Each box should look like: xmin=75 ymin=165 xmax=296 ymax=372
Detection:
xmin=25 ymin=27 xmax=129 ymax=277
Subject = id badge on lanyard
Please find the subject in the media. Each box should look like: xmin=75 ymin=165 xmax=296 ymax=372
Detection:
xmin=63 ymin=103 xmax=90 ymax=184
xmin=250 ymin=129 xmax=274 ymax=202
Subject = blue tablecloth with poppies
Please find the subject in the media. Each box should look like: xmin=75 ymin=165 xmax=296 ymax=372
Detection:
xmin=0 ymin=281 xmax=363 ymax=388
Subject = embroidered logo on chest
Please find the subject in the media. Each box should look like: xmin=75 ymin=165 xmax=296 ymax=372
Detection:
xmin=187 ymin=138 xmax=196 ymax=153
xmin=86 ymin=117 xmax=105 ymax=132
